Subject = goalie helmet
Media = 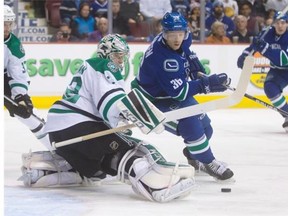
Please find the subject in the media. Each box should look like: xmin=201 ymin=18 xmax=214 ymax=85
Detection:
xmin=4 ymin=5 xmax=16 ymax=22
xmin=161 ymin=12 xmax=188 ymax=32
xmin=97 ymin=34 xmax=130 ymax=61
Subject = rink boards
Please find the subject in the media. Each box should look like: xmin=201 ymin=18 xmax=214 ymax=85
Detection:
xmin=21 ymin=43 xmax=287 ymax=108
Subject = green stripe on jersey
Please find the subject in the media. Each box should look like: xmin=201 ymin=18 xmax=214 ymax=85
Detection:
xmin=10 ymin=83 xmax=28 ymax=90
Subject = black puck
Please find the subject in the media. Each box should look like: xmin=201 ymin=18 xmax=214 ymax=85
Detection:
xmin=221 ymin=188 xmax=231 ymax=192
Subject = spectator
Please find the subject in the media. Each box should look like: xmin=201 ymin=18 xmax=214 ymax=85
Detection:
xmin=112 ymin=0 xmax=129 ymax=37
xmin=230 ymin=15 xmax=254 ymax=43
xmin=139 ymin=0 xmax=172 ymax=21
xmin=60 ymin=0 xmax=86 ymax=25
xmin=90 ymin=0 xmax=108 ymax=19
xmin=88 ymin=17 xmax=108 ymax=41
xmin=120 ymin=0 xmax=144 ymax=24
xmin=188 ymin=2 xmax=201 ymax=41
xmin=238 ymin=0 xmax=260 ymax=35
xmin=265 ymin=0 xmax=288 ymax=12
xmin=146 ymin=19 xmax=163 ymax=42
xmin=171 ymin=0 xmax=191 ymax=18
xmin=205 ymin=0 xmax=235 ymax=37
xmin=139 ymin=0 xmax=172 ymax=36
xmin=50 ymin=23 xmax=79 ymax=42
xmin=218 ymin=0 xmax=238 ymax=18
xmin=205 ymin=21 xmax=231 ymax=44
xmin=71 ymin=2 xmax=96 ymax=41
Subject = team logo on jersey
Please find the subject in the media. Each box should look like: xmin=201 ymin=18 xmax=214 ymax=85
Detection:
xmin=107 ymin=62 xmax=118 ymax=73
xmin=164 ymin=59 xmax=179 ymax=72
xmin=20 ymin=44 xmax=25 ymax=54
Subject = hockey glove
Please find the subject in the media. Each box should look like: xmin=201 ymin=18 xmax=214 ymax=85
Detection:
xmin=237 ymin=53 xmax=248 ymax=69
xmin=199 ymin=73 xmax=230 ymax=94
xmin=251 ymin=37 xmax=269 ymax=54
xmin=14 ymin=94 xmax=33 ymax=118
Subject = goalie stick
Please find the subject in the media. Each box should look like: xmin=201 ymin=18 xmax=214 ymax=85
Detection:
xmin=4 ymin=94 xmax=45 ymax=124
xmin=53 ymin=56 xmax=254 ymax=148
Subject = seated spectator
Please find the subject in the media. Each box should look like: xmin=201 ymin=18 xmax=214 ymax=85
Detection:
xmin=238 ymin=0 xmax=260 ymax=35
xmin=60 ymin=0 xmax=85 ymax=25
xmin=71 ymin=2 xmax=96 ymax=41
xmin=230 ymin=15 xmax=254 ymax=43
xmin=90 ymin=0 xmax=108 ymax=19
xmin=219 ymin=0 xmax=238 ymax=18
xmin=146 ymin=19 xmax=162 ymax=42
xmin=50 ymin=23 xmax=79 ymax=43
xmin=265 ymin=0 xmax=288 ymax=12
xmin=112 ymin=0 xmax=129 ymax=37
xmin=139 ymin=0 xmax=171 ymax=21
xmin=188 ymin=2 xmax=201 ymax=41
xmin=205 ymin=21 xmax=231 ymax=44
xmin=171 ymin=0 xmax=190 ymax=18
xmin=87 ymin=17 xmax=108 ymax=42
xmin=205 ymin=1 xmax=235 ymax=37
xmin=120 ymin=0 xmax=144 ymax=24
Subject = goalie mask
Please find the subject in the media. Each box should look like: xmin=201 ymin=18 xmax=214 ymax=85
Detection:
xmin=97 ymin=34 xmax=130 ymax=70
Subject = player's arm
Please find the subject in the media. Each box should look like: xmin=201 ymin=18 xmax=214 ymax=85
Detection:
xmin=6 ymin=43 xmax=33 ymax=118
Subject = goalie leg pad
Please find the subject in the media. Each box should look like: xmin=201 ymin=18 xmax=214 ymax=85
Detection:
xmin=18 ymin=151 xmax=82 ymax=187
xmin=117 ymin=140 xmax=195 ymax=202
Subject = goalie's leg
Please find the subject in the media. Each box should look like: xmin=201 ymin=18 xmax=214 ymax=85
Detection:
xmin=117 ymin=139 xmax=195 ymax=202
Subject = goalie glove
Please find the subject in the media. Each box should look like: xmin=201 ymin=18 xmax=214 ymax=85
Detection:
xmin=117 ymin=89 xmax=165 ymax=134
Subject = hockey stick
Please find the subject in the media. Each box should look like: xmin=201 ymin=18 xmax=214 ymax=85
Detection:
xmin=226 ymin=86 xmax=288 ymax=117
xmin=52 ymin=56 xmax=254 ymax=148
xmin=4 ymin=94 xmax=45 ymax=123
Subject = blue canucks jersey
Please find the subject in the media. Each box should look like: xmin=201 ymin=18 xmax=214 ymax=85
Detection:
xmin=133 ymin=32 xmax=204 ymax=101
xmin=247 ymin=27 xmax=288 ymax=70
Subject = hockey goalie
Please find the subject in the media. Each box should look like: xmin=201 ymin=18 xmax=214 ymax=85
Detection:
xmin=18 ymin=34 xmax=195 ymax=202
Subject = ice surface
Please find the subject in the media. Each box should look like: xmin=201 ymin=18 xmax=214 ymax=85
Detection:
xmin=4 ymin=109 xmax=288 ymax=216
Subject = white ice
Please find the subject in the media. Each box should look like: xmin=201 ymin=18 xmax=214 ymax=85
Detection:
xmin=4 ymin=109 xmax=288 ymax=216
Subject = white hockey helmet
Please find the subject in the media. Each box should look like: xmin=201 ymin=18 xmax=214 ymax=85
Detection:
xmin=4 ymin=5 xmax=16 ymax=22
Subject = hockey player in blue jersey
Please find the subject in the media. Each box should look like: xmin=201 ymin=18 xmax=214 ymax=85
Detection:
xmin=131 ymin=12 xmax=234 ymax=181
xmin=237 ymin=11 xmax=288 ymax=132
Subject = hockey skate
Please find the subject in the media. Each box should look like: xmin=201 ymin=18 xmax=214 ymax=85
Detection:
xmin=183 ymin=148 xmax=234 ymax=181
xmin=282 ymin=117 xmax=288 ymax=132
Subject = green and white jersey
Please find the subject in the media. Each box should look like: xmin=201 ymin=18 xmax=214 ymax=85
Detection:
xmin=4 ymin=33 xmax=29 ymax=99
xmin=44 ymin=57 xmax=127 ymax=133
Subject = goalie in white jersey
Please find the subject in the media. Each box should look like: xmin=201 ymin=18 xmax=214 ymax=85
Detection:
xmin=4 ymin=5 xmax=51 ymax=151
xmin=18 ymin=34 xmax=195 ymax=202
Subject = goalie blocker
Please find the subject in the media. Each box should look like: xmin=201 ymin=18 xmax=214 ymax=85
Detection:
xmin=117 ymin=88 xmax=166 ymax=134
xmin=18 ymin=137 xmax=195 ymax=202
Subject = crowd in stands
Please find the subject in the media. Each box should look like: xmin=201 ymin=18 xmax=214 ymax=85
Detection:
xmin=9 ymin=0 xmax=288 ymax=43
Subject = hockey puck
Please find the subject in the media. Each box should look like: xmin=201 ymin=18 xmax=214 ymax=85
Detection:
xmin=221 ymin=188 xmax=231 ymax=193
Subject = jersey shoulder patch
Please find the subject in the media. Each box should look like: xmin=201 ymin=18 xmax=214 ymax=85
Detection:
xmin=163 ymin=59 xmax=179 ymax=72
xmin=5 ymin=34 xmax=25 ymax=58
